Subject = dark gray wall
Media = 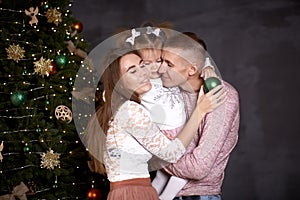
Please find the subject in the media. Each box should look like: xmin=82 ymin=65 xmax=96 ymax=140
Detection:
xmin=71 ymin=0 xmax=300 ymax=199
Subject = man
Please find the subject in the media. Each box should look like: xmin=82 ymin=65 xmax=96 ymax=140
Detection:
xmin=157 ymin=33 xmax=240 ymax=200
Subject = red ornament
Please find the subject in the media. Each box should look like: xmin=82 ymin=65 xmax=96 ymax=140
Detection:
xmin=49 ymin=61 xmax=57 ymax=75
xmin=87 ymin=188 xmax=102 ymax=200
xmin=72 ymin=21 xmax=83 ymax=33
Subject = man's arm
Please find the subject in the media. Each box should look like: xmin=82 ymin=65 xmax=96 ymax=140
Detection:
xmin=164 ymin=83 xmax=240 ymax=180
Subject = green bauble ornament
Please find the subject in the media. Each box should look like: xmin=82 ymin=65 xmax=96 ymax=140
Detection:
xmin=41 ymin=1 xmax=49 ymax=9
xmin=204 ymin=77 xmax=221 ymax=93
xmin=23 ymin=68 xmax=28 ymax=75
xmin=36 ymin=127 xmax=42 ymax=134
xmin=55 ymin=54 xmax=68 ymax=69
xmin=24 ymin=146 xmax=30 ymax=152
xmin=53 ymin=182 xmax=58 ymax=189
xmin=10 ymin=91 xmax=26 ymax=106
xmin=65 ymin=34 xmax=72 ymax=41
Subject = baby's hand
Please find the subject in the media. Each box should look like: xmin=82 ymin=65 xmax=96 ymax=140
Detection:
xmin=164 ymin=132 xmax=175 ymax=140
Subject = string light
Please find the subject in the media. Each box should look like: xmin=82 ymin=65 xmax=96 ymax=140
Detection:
xmin=1 ymin=129 xmax=36 ymax=134
xmin=0 ymin=107 xmax=40 ymax=112
xmin=0 ymin=164 xmax=37 ymax=173
xmin=0 ymin=114 xmax=34 ymax=119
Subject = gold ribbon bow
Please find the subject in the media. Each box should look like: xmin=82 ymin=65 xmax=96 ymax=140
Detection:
xmin=65 ymin=40 xmax=87 ymax=59
xmin=0 ymin=182 xmax=29 ymax=200
xmin=71 ymin=87 xmax=95 ymax=104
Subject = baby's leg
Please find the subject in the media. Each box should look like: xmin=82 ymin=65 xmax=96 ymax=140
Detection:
xmin=151 ymin=170 xmax=170 ymax=195
xmin=159 ymin=176 xmax=188 ymax=200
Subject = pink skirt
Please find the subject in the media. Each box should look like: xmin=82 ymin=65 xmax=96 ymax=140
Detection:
xmin=108 ymin=178 xmax=159 ymax=200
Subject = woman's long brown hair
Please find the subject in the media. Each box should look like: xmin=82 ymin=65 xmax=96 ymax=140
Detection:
xmin=96 ymin=48 xmax=141 ymax=134
xmin=90 ymin=48 xmax=141 ymax=175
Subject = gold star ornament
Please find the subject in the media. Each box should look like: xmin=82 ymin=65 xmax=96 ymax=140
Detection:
xmin=46 ymin=8 xmax=62 ymax=26
xmin=6 ymin=44 xmax=25 ymax=62
xmin=40 ymin=148 xmax=61 ymax=170
xmin=33 ymin=57 xmax=52 ymax=77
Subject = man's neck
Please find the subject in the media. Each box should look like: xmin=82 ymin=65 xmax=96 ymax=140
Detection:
xmin=181 ymin=76 xmax=203 ymax=93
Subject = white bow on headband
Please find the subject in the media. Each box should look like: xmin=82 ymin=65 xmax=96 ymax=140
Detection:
xmin=146 ymin=26 xmax=161 ymax=37
xmin=125 ymin=29 xmax=141 ymax=45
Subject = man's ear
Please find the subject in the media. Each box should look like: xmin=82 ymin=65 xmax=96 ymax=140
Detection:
xmin=188 ymin=64 xmax=199 ymax=76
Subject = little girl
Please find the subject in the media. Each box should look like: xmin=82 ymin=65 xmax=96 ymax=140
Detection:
xmin=133 ymin=26 xmax=187 ymax=141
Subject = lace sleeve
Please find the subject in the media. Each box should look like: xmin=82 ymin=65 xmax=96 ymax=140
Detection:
xmin=118 ymin=101 xmax=185 ymax=163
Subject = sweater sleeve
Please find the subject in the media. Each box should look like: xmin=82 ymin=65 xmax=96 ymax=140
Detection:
xmin=164 ymin=83 xmax=240 ymax=180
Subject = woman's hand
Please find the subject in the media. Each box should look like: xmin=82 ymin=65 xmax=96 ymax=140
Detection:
xmin=196 ymin=84 xmax=226 ymax=116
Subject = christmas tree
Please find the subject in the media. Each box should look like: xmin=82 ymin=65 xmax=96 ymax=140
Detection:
xmin=0 ymin=0 xmax=108 ymax=199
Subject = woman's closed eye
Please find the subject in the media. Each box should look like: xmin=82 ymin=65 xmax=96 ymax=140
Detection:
xmin=127 ymin=65 xmax=137 ymax=74
xmin=128 ymin=65 xmax=146 ymax=74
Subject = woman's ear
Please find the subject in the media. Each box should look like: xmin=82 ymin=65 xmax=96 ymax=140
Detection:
xmin=188 ymin=64 xmax=199 ymax=76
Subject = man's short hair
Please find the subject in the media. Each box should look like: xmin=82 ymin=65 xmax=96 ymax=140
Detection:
xmin=163 ymin=33 xmax=206 ymax=69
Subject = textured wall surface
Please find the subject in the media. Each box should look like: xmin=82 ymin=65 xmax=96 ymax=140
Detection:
xmin=72 ymin=0 xmax=300 ymax=199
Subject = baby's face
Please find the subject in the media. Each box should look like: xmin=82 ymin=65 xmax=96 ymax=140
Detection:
xmin=140 ymin=49 xmax=162 ymax=79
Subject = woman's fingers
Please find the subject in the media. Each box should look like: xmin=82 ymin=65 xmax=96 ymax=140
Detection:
xmin=212 ymin=90 xmax=226 ymax=109
xmin=205 ymin=85 xmax=226 ymax=109
xmin=207 ymin=84 xmax=223 ymax=96
xmin=197 ymin=84 xmax=226 ymax=114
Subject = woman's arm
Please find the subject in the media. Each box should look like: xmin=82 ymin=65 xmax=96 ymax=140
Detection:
xmin=176 ymin=85 xmax=226 ymax=148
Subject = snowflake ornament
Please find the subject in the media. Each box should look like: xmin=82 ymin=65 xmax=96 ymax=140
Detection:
xmin=46 ymin=8 xmax=62 ymax=26
xmin=6 ymin=44 xmax=25 ymax=62
xmin=33 ymin=57 xmax=51 ymax=77
xmin=40 ymin=148 xmax=60 ymax=170
xmin=55 ymin=105 xmax=72 ymax=123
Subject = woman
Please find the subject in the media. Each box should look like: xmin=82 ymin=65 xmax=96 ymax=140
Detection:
xmin=95 ymin=47 xmax=225 ymax=200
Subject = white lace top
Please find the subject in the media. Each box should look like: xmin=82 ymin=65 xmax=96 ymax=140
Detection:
xmin=141 ymin=78 xmax=186 ymax=130
xmin=104 ymin=101 xmax=186 ymax=182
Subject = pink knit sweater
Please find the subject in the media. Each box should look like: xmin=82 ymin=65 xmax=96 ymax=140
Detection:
xmin=164 ymin=81 xmax=240 ymax=196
